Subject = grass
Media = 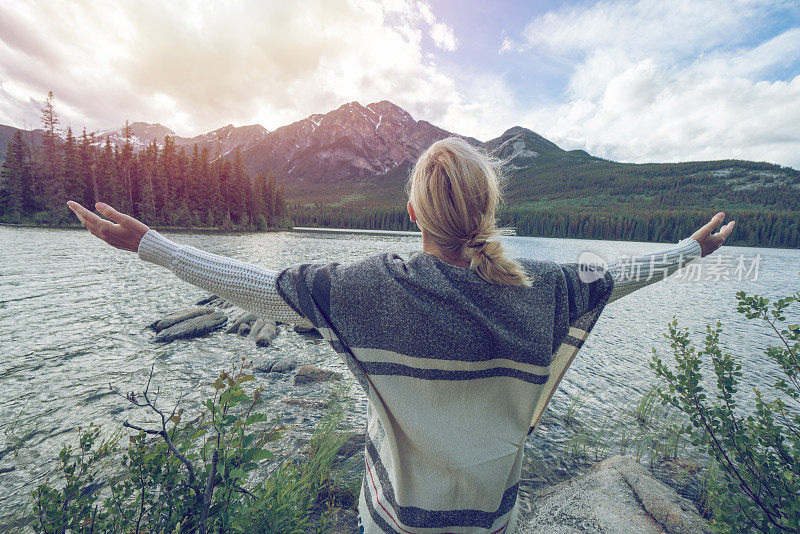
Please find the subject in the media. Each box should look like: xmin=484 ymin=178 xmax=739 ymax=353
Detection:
xmin=560 ymin=385 xmax=691 ymax=465
xmin=6 ymin=375 xmax=363 ymax=533
xmin=0 ymin=403 xmax=43 ymax=463
xmin=548 ymin=385 xmax=733 ymax=521
xmin=228 ymin=380 xmax=362 ymax=533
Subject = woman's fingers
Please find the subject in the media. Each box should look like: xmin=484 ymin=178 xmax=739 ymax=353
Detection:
xmin=68 ymin=200 xmax=148 ymax=252
xmin=717 ymin=221 xmax=735 ymax=240
xmin=96 ymin=202 xmax=133 ymax=227
xmin=67 ymin=201 xmax=103 ymax=231
xmin=95 ymin=202 xmax=150 ymax=236
xmin=697 ymin=212 xmax=725 ymax=238
xmin=690 ymin=213 xmax=736 ymax=257
xmin=68 ymin=201 xmax=120 ymax=240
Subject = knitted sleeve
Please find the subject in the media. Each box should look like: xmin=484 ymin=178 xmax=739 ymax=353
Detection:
xmin=137 ymin=229 xmax=310 ymax=324
xmin=606 ymin=237 xmax=702 ymax=304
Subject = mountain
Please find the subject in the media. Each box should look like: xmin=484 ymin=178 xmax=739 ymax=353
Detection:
xmin=97 ymin=122 xmax=269 ymax=157
xmin=100 ymin=121 xmax=176 ymax=151
xmin=0 ymin=124 xmax=44 ymax=159
xmin=174 ymin=123 xmax=269 ymax=157
xmin=239 ymin=100 xmax=469 ymax=185
xmin=1 ymin=100 xmax=798 ymax=214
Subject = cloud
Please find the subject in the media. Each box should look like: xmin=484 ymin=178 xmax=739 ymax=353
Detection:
xmin=2 ymin=0 xmax=797 ymax=169
xmin=0 ymin=0 xmax=469 ymax=136
xmin=507 ymin=0 xmax=800 ymax=167
xmin=430 ymin=22 xmax=458 ymax=51
xmin=498 ymin=36 xmax=518 ymax=54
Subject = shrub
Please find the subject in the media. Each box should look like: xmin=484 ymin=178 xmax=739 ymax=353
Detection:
xmin=28 ymin=359 xmax=352 ymax=533
xmin=650 ymin=276 xmax=800 ymax=532
xmin=32 ymin=211 xmax=53 ymax=225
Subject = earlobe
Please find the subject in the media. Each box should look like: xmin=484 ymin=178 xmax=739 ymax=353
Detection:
xmin=407 ymin=201 xmax=416 ymax=222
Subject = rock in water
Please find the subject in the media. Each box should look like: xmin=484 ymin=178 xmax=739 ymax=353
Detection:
xmin=337 ymin=434 xmax=365 ymax=459
xmin=521 ymin=455 xmax=710 ymax=534
xmin=226 ymin=312 xmax=258 ymax=334
xmin=269 ymin=358 xmax=297 ymax=373
xmin=237 ymin=323 xmax=251 ymax=336
xmin=254 ymin=357 xmax=297 ymax=374
xmin=250 ymin=318 xmax=266 ymax=338
xmin=294 ymin=365 xmax=342 ymax=385
xmin=155 ymin=311 xmax=228 ymax=343
xmin=294 ymin=323 xmax=318 ymax=334
xmin=151 ymin=307 xmax=214 ymax=333
xmin=281 ymin=397 xmax=330 ymax=409
xmin=255 ymin=320 xmax=277 ymax=346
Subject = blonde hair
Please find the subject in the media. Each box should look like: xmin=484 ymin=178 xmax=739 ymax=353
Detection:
xmin=406 ymin=136 xmax=532 ymax=287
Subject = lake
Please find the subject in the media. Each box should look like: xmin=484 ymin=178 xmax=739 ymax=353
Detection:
xmin=1 ymin=225 xmax=797 ymax=522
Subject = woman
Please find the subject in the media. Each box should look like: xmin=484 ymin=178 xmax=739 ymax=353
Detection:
xmin=67 ymin=137 xmax=734 ymax=533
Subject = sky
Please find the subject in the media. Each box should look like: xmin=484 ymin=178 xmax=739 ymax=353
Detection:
xmin=1 ymin=0 xmax=799 ymax=167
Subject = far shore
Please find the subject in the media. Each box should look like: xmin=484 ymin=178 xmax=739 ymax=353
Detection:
xmin=0 ymin=222 xmax=289 ymax=235
xmin=1 ymin=221 xmax=796 ymax=250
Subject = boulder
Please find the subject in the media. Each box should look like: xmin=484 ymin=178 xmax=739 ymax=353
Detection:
xmin=254 ymin=320 xmax=278 ymax=346
xmin=337 ymin=433 xmax=365 ymax=459
xmin=520 ymin=455 xmax=710 ymax=534
xmin=256 ymin=357 xmax=297 ymax=373
xmin=237 ymin=323 xmax=252 ymax=336
xmin=269 ymin=358 xmax=297 ymax=373
xmin=294 ymin=365 xmax=342 ymax=385
xmin=294 ymin=323 xmax=318 ymax=334
xmin=154 ymin=311 xmax=228 ymax=343
xmin=250 ymin=318 xmax=266 ymax=338
xmin=226 ymin=312 xmax=258 ymax=334
xmin=151 ymin=307 xmax=214 ymax=333
xmin=281 ymin=397 xmax=330 ymax=409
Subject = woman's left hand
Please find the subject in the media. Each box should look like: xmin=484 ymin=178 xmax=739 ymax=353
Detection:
xmin=690 ymin=212 xmax=735 ymax=257
xmin=67 ymin=201 xmax=150 ymax=252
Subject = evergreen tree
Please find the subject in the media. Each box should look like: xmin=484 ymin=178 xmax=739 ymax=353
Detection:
xmin=79 ymin=128 xmax=96 ymax=207
xmin=39 ymin=90 xmax=62 ymax=212
xmin=95 ymin=137 xmax=116 ymax=205
xmin=58 ymin=127 xmax=82 ymax=220
xmin=40 ymin=92 xmax=60 ymax=182
xmin=159 ymin=135 xmax=180 ymax=215
xmin=0 ymin=131 xmax=32 ymax=219
xmin=230 ymin=148 xmax=250 ymax=224
xmin=116 ymin=121 xmax=136 ymax=213
xmin=250 ymin=171 xmax=267 ymax=221
xmin=188 ymin=145 xmax=203 ymax=211
xmin=264 ymin=170 xmax=276 ymax=223
xmin=274 ymin=180 xmax=287 ymax=221
xmin=138 ymin=140 xmax=159 ymax=223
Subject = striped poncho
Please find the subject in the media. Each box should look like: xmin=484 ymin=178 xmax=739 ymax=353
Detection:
xmin=275 ymin=251 xmax=615 ymax=533
xmin=139 ymin=229 xmax=701 ymax=533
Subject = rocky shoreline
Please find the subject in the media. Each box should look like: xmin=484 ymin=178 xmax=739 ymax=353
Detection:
xmin=145 ymin=296 xmax=712 ymax=533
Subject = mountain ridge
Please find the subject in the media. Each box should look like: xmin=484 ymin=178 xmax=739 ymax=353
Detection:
xmin=1 ymin=100 xmax=798 ymax=212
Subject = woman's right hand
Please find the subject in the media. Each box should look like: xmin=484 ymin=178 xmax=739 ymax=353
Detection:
xmin=690 ymin=212 xmax=735 ymax=257
xmin=67 ymin=201 xmax=150 ymax=253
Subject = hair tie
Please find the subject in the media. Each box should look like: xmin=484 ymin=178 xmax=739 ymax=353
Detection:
xmin=465 ymin=232 xmax=487 ymax=248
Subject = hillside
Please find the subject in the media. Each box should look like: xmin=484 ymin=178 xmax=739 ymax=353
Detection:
xmin=1 ymin=101 xmax=798 ymax=247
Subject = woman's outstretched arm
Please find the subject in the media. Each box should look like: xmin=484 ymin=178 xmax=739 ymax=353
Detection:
xmin=67 ymin=201 xmax=310 ymax=324
xmin=606 ymin=212 xmax=735 ymax=304
xmin=606 ymin=236 xmax=701 ymax=303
